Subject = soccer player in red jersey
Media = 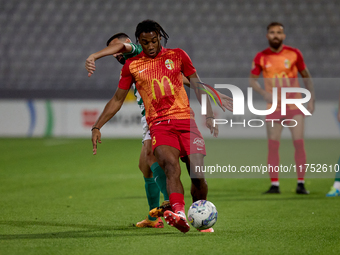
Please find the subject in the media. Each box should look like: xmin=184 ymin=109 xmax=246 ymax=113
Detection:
xmin=89 ymin=33 xmax=168 ymax=228
xmin=249 ymin=22 xmax=315 ymax=194
xmin=87 ymin=32 xmax=232 ymax=229
xmin=91 ymin=20 xmax=217 ymax=233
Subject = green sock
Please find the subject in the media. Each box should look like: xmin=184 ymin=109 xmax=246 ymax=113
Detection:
xmin=144 ymin=177 xmax=160 ymax=221
xmin=335 ymin=156 xmax=340 ymax=182
xmin=150 ymin=162 xmax=169 ymax=201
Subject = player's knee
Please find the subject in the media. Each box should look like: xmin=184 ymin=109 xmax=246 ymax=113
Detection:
xmin=269 ymin=134 xmax=280 ymax=141
xmin=162 ymin=158 xmax=181 ymax=178
xmin=145 ymin=150 xmax=156 ymax=166
xmin=138 ymin=156 xmax=143 ymax=171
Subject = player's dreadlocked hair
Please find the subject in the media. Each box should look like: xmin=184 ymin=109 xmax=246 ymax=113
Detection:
xmin=135 ymin=20 xmax=169 ymax=46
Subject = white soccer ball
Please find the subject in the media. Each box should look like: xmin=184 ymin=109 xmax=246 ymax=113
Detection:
xmin=187 ymin=200 xmax=218 ymax=230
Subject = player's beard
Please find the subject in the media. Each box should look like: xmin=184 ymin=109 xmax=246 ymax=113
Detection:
xmin=269 ymin=38 xmax=283 ymax=50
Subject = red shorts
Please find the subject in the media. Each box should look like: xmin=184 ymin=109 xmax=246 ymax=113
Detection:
xmin=266 ymin=108 xmax=305 ymax=123
xmin=150 ymin=119 xmax=206 ymax=157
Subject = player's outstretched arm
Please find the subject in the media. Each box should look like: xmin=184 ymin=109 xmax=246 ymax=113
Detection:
xmin=249 ymin=73 xmax=272 ymax=103
xmin=300 ymin=68 xmax=315 ymax=114
xmin=91 ymin=88 xmax=129 ymax=155
xmin=187 ymin=72 xmax=218 ymax=138
xmin=85 ymin=43 xmax=133 ymax=77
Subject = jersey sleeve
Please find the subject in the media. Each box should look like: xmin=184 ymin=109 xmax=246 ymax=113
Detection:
xmin=128 ymin=43 xmax=139 ymax=55
xmin=251 ymin=52 xmax=262 ymax=75
xmin=178 ymin=49 xmax=196 ymax=77
xmin=295 ymin=49 xmax=306 ymax=72
xmin=123 ymin=43 xmax=142 ymax=60
xmin=118 ymin=62 xmax=134 ymax=90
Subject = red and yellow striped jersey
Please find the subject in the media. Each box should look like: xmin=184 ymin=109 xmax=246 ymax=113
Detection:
xmin=251 ymin=45 xmax=306 ymax=110
xmin=118 ymin=47 xmax=196 ymax=127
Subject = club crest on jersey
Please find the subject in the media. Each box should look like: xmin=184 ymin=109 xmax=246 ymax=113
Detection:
xmin=165 ymin=59 xmax=174 ymax=70
xmin=284 ymin=59 xmax=291 ymax=69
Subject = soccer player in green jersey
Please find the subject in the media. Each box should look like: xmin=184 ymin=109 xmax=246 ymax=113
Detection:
xmin=326 ymin=91 xmax=340 ymax=197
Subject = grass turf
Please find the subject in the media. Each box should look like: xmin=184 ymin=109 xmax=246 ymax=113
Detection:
xmin=0 ymin=138 xmax=339 ymax=255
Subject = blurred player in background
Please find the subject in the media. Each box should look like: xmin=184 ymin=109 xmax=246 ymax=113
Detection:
xmin=326 ymin=91 xmax=340 ymax=197
xmin=250 ymin=22 xmax=315 ymax=194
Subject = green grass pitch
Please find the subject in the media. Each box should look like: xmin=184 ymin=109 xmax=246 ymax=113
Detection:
xmin=0 ymin=138 xmax=339 ymax=255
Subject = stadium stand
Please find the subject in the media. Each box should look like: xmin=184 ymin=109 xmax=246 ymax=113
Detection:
xmin=0 ymin=0 xmax=339 ymax=99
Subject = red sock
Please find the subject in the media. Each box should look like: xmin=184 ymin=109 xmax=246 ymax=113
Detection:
xmin=268 ymin=140 xmax=280 ymax=183
xmin=169 ymin=193 xmax=185 ymax=214
xmin=294 ymin=139 xmax=306 ymax=181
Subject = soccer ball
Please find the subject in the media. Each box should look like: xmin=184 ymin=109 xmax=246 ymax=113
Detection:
xmin=187 ymin=200 xmax=218 ymax=230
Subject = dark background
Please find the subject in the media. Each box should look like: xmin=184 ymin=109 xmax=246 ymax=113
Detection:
xmin=0 ymin=0 xmax=339 ymax=99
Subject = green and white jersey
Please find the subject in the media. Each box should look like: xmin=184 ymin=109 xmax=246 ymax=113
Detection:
xmin=122 ymin=43 xmax=145 ymax=117
xmin=132 ymin=84 xmax=145 ymax=117
xmin=122 ymin=43 xmax=143 ymax=60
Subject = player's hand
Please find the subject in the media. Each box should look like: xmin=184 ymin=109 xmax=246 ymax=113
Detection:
xmin=92 ymin=129 xmax=102 ymax=155
xmin=206 ymin=118 xmax=218 ymax=138
xmin=86 ymin=54 xmax=96 ymax=77
xmin=307 ymin=99 xmax=315 ymax=115
xmin=217 ymin=92 xmax=233 ymax=112
xmin=262 ymin=91 xmax=273 ymax=104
